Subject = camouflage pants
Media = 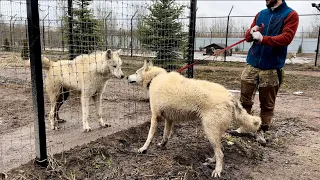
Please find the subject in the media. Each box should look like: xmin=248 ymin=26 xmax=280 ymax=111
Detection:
xmin=240 ymin=64 xmax=283 ymax=130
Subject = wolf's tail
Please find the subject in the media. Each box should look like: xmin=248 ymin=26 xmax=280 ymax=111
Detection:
xmin=232 ymin=97 xmax=261 ymax=133
xmin=25 ymin=56 xmax=51 ymax=70
xmin=40 ymin=56 xmax=51 ymax=70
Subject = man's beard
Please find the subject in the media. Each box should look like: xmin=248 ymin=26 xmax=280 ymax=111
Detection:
xmin=266 ymin=0 xmax=278 ymax=8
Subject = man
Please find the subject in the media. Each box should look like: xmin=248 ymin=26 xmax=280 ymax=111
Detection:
xmin=229 ymin=0 xmax=299 ymax=145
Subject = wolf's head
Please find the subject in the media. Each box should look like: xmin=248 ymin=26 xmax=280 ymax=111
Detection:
xmin=231 ymin=97 xmax=262 ymax=133
xmin=127 ymin=59 xmax=166 ymax=88
xmin=105 ymin=49 xmax=124 ymax=79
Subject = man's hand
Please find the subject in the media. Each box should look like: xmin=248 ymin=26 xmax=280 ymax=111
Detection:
xmin=252 ymin=31 xmax=263 ymax=43
xmin=250 ymin=25 xmax=260 ymax=34
xmin=245 ymin=28 xmax=253 ymax=42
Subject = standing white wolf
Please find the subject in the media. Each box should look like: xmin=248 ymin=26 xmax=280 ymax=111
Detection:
xmin=38 ymin=49 xmax=124 ymax=132
xmin=127 ymin=60 xmax=262 ymax=178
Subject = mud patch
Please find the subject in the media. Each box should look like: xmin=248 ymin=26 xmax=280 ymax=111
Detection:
xmin=7 ymin=113 xmax=310 ymax=179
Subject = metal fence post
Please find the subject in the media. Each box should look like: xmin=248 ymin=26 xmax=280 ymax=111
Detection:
xmin=131 ymin=10 xmax=138 ymax=57
xmin=12 ymin=18 xmax=17 ymax=51
xmin=61 ymin=19 xmax=64 ymax=52
xmin=26 ymin=0 xmax=48 ymax=167
xmin=224 ymin=5 xmax=233 ymax=62
xmin=68 ymin=0 xmax=74 ymax=60
xmin=104 ymin=11 xmax=112 ymax=51
xmin=42 ymin=13 xmax=48 ymax=51
xmin=315 ymin=26 xmax=320 ymax=66
xmin=187 ymin=0 xmax=197 ymax=78
xmin=9 ymin=14 xmax=17 ymax=51
xmin=25 ymin=19 xmax=28 ymax=40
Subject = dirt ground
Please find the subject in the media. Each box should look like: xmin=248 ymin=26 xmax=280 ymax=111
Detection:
xmin=0 ymin=52 xmax=320 ymax=179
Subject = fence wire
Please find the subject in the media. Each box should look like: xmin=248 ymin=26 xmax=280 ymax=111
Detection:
xmin=0 ymin=0 xmax=319 ymax=174
xmin=195 ymin=14 xmax=320 ymax=63
xmin=0 ymin=0 xmax=194 ymax=173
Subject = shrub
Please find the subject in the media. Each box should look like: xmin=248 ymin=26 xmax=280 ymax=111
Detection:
xmin=21 ymin=39 xmax=29 ymax=60
xmin=3 ymin=38 xmax=10 ymax=51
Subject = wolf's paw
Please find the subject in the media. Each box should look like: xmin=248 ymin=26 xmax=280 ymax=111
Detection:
xmin=211 ymin=169 xmax=221 ymax=178
xmin=83 ymin=127 xmax=92 ymax=133
xmin=157 ymin=142 xmax=167 ymax=149
xmin=99 ymin=121 xmax=111 ymax=128
xmin=138 ymin=147 xmax=147 ymax=154
xmin=51 ymin=125 xmax=59 ymax=130
xmin=57 ymin=119 xmax=66 ymax=123
xmin=227 ymin=129 xmax=243 ymax=136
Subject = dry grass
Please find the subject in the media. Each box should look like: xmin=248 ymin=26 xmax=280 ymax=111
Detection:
xmin=0 ymin=52 xmax=27 ymax=67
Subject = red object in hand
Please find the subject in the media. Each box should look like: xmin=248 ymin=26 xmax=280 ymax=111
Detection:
xmin=245 ymin=29 xmax=253 ymax=42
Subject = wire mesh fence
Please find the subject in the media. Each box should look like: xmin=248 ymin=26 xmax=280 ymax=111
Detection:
xmin=0 ymin=0 xmax=194 ymax=172
xmin=0 ymin=0 xmax=36 ymax=172
xmin=0 ymin=0 xmax=319 ymax=174
xmin=194 ymin=14 xmax=320 ymax=63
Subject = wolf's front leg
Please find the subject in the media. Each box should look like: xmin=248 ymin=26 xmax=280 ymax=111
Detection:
xmin=81 ymin=95 xmax=91 ymax=132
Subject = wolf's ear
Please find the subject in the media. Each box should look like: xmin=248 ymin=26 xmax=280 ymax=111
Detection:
xmin=106 ymin=49 xmax=112 ymax=59
xmin=143 ymin=59 xmax=148 ymax=69
xmin=143 ymin=59 xmax=152 ymax=70
xmin=148 ymin=59 xmax=153 ymax=67
xmin=117 ymin=49 xmax=122 ymax=55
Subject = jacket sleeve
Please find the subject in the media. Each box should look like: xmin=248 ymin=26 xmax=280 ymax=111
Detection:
xmin=245 ymin=13 xmax=260 ymax=42
xmin=260 ymin=10 xmax=299 ymax=47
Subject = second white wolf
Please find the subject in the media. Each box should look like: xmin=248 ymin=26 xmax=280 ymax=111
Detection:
xmin=127 ymin=60 xmax=262 ymax=178
xmin=35 ymin=49 xmax=124 ymax=132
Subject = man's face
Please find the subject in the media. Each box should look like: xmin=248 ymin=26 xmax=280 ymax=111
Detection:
xmin=266 ymin=0 xmax=278 ymax=8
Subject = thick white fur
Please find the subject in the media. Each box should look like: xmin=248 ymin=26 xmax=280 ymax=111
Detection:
xmin=127 ymin=60 xmax=262 ymax=178
xmin=28 ymin=49 xmax=124 ymax=132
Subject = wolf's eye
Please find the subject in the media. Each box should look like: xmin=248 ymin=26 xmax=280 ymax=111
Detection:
xmin=113 ymin=65 xmax=117 ymax=68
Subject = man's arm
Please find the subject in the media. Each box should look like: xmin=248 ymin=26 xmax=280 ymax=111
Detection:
xmin=260 ymin=11 xmax=299 ymax=47
xmin=245 ymin=13 xmax=260 ymax=42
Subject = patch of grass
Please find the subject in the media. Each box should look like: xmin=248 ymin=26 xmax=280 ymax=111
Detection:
xmin=280 ymin=73 xmax=320 ymax=92
xmin=198 ymin=61 xmax=246 ymax=68
xmin=0 ymin=55 xmax=27 ymax=67
xmin=195 ymin=69 xmax=241 ymax=90
xmin=194 ymin=68 xmax=320 ymax=94
xmin=283 ymin=63 xmax=320 ymax=72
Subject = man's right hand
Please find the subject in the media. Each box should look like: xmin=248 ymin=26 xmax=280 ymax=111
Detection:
xmin=245 ymin=28 xmax=253 ymax=42
xmin=250 ymin=25 xmax=260 ymax=34
xmin=246 ymin=24 xmax=264 ymax=42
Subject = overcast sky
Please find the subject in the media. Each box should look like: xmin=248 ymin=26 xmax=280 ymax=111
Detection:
xmin=197 ymin=0 xmax=319 ymax=16
xmin=0 ymin=0 xmax=319 ymax=31
xmin=196 ymin=0 xmax=320 ymax=30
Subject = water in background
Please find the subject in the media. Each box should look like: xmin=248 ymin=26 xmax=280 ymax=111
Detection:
xmin=106 ymin=36 xmax=318 ymax=54
xmin=195 ymin=37 xmax=318 ymax=53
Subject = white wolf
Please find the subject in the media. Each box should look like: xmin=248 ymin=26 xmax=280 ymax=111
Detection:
xmin=30 ymin=49 xmax=124 ymax=132
xmin=127 ymin=60 xmax=262 ymax=178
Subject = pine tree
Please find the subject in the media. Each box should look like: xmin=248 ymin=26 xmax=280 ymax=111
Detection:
xmin=137 ymin=0 xmax=187 ymax=66
xmin=62 ymin=0 xmax=103 ymax=56
xmin=3 ymin=38 xmax=10 ymax=51
xmin=73 ymin=0 xmax=103 ymax=55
